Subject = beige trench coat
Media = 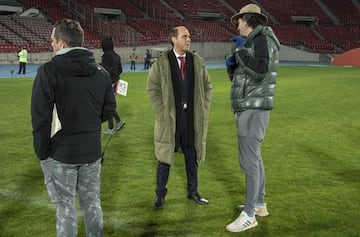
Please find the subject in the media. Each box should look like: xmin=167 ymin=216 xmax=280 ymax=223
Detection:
xmin=146 ymin=50 xmax=212 ymax=165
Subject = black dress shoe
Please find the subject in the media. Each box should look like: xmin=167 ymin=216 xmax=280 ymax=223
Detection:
xmin=153 ymin=196 xmax=164 ymax=209
xmin=187 ymin=192 xmax=209 ymax=205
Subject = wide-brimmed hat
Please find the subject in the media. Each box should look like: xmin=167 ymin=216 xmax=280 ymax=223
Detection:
xmin=230 ymin=3 xmax=268 ymax=25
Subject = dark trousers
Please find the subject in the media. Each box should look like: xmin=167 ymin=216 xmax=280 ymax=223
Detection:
xmin=144 ymin=60 xmax=151 ymax=70
xmin=108 ymin=87 xmax=121 ymax=129
xmin=130 ymin=61 xmax=136 ymax=70
xmin=155 ymin=110 xmax=198 ymax=197
xmin=18 ymin=62 xmax=26 ymax=74
xmin=107 ymin=111 xmax=121 ymax=129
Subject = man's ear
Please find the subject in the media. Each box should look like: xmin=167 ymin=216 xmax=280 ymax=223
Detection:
xmin=170 ymin=36 xmax=176 ymax=45
xmin=60 ymin=39 xmax=67 ymax=48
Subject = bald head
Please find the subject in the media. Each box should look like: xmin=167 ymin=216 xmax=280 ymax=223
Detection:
xmin=169 ymin=26 xmax=191 ymax=55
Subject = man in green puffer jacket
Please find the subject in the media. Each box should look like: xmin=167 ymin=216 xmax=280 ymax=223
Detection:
xmin=225 ymin=3 xmax=281 ymax=233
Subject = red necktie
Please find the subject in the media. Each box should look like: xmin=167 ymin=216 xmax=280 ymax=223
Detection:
xmin=178 ymin=56 xmax=185 ymax=81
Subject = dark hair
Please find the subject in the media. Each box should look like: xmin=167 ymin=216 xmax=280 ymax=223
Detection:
xmin=53 ymin=19 xmax=84 ymax=47
xmin=168 ymin=27 xmax=179 ymax=46
xmin=101 ymin=36 xmax=114 ymax=52
xmin=242 ymin=13 xmax=266 ymax=28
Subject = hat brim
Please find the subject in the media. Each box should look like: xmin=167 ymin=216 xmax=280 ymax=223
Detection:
xmin=230 ymin=12 xmax=268 ymax=25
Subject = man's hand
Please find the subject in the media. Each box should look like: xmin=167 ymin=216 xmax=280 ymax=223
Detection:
xmin=225 ymin=55 xmax=236 ymax=80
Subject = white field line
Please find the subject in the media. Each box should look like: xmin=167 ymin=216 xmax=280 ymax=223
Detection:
xmin=0 ymin=188 xmax=144 ymax=233
xmin=0 ymin=188 xmax=53 ymax=209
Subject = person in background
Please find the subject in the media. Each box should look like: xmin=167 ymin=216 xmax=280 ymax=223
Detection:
xmin=225 ymin=4 xmax=280 ymax=233
xmin=146 ymin=26 xmax=212 ymax=209
xmin=143 ymin=49 xmax=152 ymax=70
xmin=31 ymin=18 xmax=116 ymax=237
xmin=17 ymin=45 xmax=28 ymax=74
xmin=129 ymin=48 xmax=137 ymax=70
xmin=101 ymin=36 xmax=126 ymax=134
xmin=17 ymin=46 xmax=21 ymax=58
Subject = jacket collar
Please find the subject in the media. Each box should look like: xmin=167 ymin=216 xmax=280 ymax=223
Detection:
xmin=56 ymin=47 xmax=88 ymax=55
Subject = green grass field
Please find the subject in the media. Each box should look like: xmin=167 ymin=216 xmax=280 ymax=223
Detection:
xmin=0 ymin=66 xmax=359 ymax=237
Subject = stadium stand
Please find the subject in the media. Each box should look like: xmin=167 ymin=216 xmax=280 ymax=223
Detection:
xmin=225 ymin=0 xmax=255 ymax=16
xmin=132 ymin=0 xmax=177 ymax=20
xmin=316 ymin=25 xmax=360 ymax=51
xmin=0 ymin=0 xmax=21 ymax=6
xmin=0 ymin=18 xmax=28 ymax=46
xmin=256 ymin=0 xmax=333 ymax=24
xmin=20 ymin=0 xmax=72 ymax=22
xmin=180 ymin=19 xmax=233 ymax=42
xmin=321 ymin=0 xmax=360 ymax=25
xmin=0 ymin=16 xmax=51 ymax=52
xmin=77 ymin=0 xmax=143 ymax=18
xmin=98 ymin=19 xmax=143 ymax=47
xmin=165 ymin=0 xmax=233 ymax=20
xmin=0 ymin=0 xmax=358 ymax=54
xmin=127 ymin=18 xmax=168 ymax=43
xmin=270 ymin=24 xmax=337 ymax=53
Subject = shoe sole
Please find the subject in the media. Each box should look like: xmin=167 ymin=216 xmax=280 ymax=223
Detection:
xmin=187 ymin=195 xmax=209 ymax=205
xmin=226 ymin=220 xmax=258 ymax=232
xmin=237 ymin=205 xmax=269 ymax=217
xmin=115 ymin=123 xmax=126 ymax=131
xmin=153 ymin=201 xmax=164 ymax=210
xmin=153 ymin=205 xmax=163 ymax=210
xmin=255 ymin=211 xmax=269 ymax=217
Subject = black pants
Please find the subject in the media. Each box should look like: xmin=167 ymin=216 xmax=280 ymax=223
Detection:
xmin=144 ymin=60 xmax=151 ymax=70
xmin=18 ymin=62 xmax=26 ymax=74
xmin=107 ymin=111 xmax=121 ymax=129
xmin=155 ymin=110 xmax=198 ymax=197
xmin=130 ymin=61 xmax=136 ymax=70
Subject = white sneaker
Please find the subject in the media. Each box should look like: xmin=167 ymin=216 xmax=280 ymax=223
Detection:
xmin=226 ymin=211 xmax=258 ymax=232
xmin=115 ymin=120 xmax=126 ymax=131
xmin=103 ymin=128 xmax=115 ymax=134
xmin=237 ymin=204 xmax=269 ymax=217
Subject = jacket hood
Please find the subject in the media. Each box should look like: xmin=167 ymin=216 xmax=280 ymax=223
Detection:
xmin=246 ymin=26 xmax=281 ymax=51
xmin=101 ymin=37 xmax=114 ymax=52
xmin=52 ymin=48 xmax=99 ymax=77
xmin=262 ymin=26 xmax=281 ymax=50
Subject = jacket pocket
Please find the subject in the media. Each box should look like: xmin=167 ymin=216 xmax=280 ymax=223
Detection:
xmin=154 ymin=120 xmax=171 ymax=143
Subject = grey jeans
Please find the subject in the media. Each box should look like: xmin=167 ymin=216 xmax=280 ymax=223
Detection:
xmin=41 ymin=158 xmax=104 ymax=237
xmin=235 ymin=110 xmax=270 ymax=216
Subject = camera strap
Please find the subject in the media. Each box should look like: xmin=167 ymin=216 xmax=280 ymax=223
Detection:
xmin=101 ymin=133 xmax=113 ymax=164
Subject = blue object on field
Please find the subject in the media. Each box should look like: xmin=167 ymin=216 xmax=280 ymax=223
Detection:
xmin=231 ymin=35 xmax=245 ymax=48
xmin=225 ymin=55 xmax=236 ymax=67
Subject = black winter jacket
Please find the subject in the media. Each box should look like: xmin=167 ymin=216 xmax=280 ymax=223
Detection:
xmin=101 ymin=37 xmax=122 ymax=83
xmin=31 ymin=48 xmax=116 ymax=163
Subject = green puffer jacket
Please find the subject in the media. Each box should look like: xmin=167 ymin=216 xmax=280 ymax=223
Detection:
xmin=231 ymin=26 xmax=280 ymax=112
xmin=146 ymin=50 xmax=212 ymax=165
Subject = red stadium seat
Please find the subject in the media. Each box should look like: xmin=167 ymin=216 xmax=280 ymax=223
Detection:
xmin=0 ymin=0 xmax=357 ymax=54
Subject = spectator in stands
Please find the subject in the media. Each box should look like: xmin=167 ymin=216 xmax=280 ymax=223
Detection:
xmin=17 ymin=45 xmax=28 ymax=74
xmin=143 ymin=49 xmax=152 ymax=70
xmin=225 ymin=3 xmax=280 ymax=233
xmin=31 ymin=18 xmax=116 ymax=237
xmin=146 ymin=26 xmax=212 ymax=209
xmin=129 ymin=48 xmax=137 ymax=70
xmin=101 ymin=36 xmax=126 ymax=134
